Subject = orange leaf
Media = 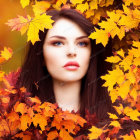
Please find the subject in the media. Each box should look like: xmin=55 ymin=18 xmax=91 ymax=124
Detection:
xmin=32 ymin=114 xmax=47 ymax=131
xmin=59 ymin=128 xmax=73 ymax=140
xmin=47 ymin=130 xmax=59 ymax=140
xmin=14 ymin=102 xmax=28 ymax=115
xmin=20 ymin=114 xmax=32 ymax=131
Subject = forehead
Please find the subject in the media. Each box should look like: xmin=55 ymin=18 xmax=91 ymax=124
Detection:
xmin=45 ymin=18 xmax=87 ymax=39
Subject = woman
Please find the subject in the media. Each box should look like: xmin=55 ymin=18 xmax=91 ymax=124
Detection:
xmin=16 ymin=8 xmax=114 ymax=122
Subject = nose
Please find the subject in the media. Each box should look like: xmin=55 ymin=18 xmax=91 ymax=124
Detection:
xmin=66 ymin=44 xmax=77 ymax=57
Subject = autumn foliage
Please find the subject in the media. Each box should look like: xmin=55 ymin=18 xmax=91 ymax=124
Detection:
xmin=0 ymin=0 xmax=140 ymax=139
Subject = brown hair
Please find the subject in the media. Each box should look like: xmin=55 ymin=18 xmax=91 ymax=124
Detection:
xmin=16 ymin=8 xmax=114 ymax=121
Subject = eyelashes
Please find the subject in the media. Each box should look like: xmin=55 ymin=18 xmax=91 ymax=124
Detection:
xmin=51 ymin=41 xmax=89 ymax=47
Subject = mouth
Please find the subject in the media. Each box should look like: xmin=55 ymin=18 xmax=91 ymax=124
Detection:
xmin=63 ymin=61 xmax=80 ymax=70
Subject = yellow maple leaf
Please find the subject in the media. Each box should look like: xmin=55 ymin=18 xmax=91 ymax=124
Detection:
xmin=85 ymin=9 xmax=94 ymax=18
xmin=89 ymin=0 xmax=98 ymax=10
xmin=133 ymin=130 xmax=140 ymax=139
xmin=0 ymin=47 xmax=13 ymax=60
xmin=88 ymin=126 xmax=103 ymax=140
xmin=124 ymin=107 xmax=140 ymax=121
xmin=124 ymin=0 xmax=140 ymax=6
xmin=119 ymin=53 xmax=133 ymax=71
xmin=126 ymin=71 xmax=136 ymax=83
xmin=27 ymin=13 xmax=54 ymax=45
xmin=113 ymin=104 xmax=124 ymax=115
xmin=92 ymin=8 xmax=106 ymax=24
xmin=101 ymin=66 xmax=124 ymax=91
xmin=117 ymin=49 xmax=125 ymax=58
xmin=89 ymin=28 xmax=109 ymax=47
xmin=105 ymin=56 xmax=122 ymax=63
xmin=118 ymin=15 xmax=139 ymax=30
xmin=98 ymin=11 xmax=125 ymax=40
xmin=108 ymin=113 xmax=118 ymax=119
xmin=130 ymin=88 xmax=137 ymax=100
xmin=105 ymin=0 xmax=114 ymax=7
xmin=109 ymin=121 xmax=121 ymax=128
xmin=109 ymin=89 xmax=119 ymax=103
xmin=70 ymin=0 xmax=84 ymax=5
xmin=118 ymin=80 xmax=130 ymax=100
xmin=0 ymin=71 xmax=5 ymax=81
xmin=121 ymin=134 xmax=136 ymax=140
xmin=76 ymin=2 xmax=89 ymax=13
xmin=33 ymin=1 xmax=51 ymax=16
xmin=133 ymin=58 xmax=140 ymax=67
xmin=20 ymin=0 xmax=30 ymax=8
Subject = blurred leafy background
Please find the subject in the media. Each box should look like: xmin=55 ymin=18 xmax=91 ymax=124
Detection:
xmin=0 ymin=0 xmax=33 ymax=74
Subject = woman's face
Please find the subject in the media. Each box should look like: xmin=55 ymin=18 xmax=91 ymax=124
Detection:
xmin=43 ymin=18 xmax=91 ymax=83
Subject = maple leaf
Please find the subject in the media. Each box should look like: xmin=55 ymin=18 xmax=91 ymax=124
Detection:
xmin=0 ymin=119 xmax=10 ymax=137
xmin=89 ymin=28 xmax=109 ymax=47
xmin=105 ymin=56 xmax=122 ymax=63
xmin=130 ymin=88 xmax=137 ymax=100
xmin=20 ymin=0 xmax=30 ymax=8
xmin=0 ymin=47 xmax=13 ymax=61
xmin=117 ymin=49 xmax=125 ymax=58
xmin=126 ymin=71 xmax=136 ymax=84
xmin=70 ymin=0 xmax=84 ymax=5
xmin=59 ymin=128 xmax=73 ymax=140
xmin=108 ymin=113 xmax=118 ymax=119
xmin=118 ymin=80 xmax=130 ymax=100
xmin=47 ymin=130 xmax=59 ymax=140
xmin=27 ymin=13 xmax=54 ymax=44
xmin=33 ymin=1 xmax=51 ymax=16
xmin=14 ymin=131 xmax=32 ymax=140
xmin=6 ymin=15 xmax=31 ymax=35
xmin=133 ymin=130 xmax=140 ymax=139
xmin=4 ymin=68 xmax=21 ymax=87
xmin=89 ymin=0 xmax=98 ymax=10
xmin=124 ymin=0 xmax=140 ymax=6
xmin=85 ymin=9 xmax=94 ymax=18
xmin=28 ymin=96 xmax=41 ymax=104
xmin=52 ymin=0 xmax=67 ymax=10
xmin=14 ymin=102 xmax=28 ymax=115
xmin=88 ymin=126 xmax=103 ymax=140
xmin=105 ymin=0 xmax=114 ymax=7
xmin=61 ymin=120 xmax=76 ymax=134
xmin=6 ymin=14 xmax=54 ymax=45
xmin=32 ymin=114 xmax=47 ymax=131
xmin=121 ymin=134 xmax=136 ymax=140
xmin=76 ymin=2 xmax=89 ymax=13
xmin=0 ymin=71 xmax=5 ymax=81
xmin=109 ymin=121 xmax=121 ymax=128
xmin=119 ymin=53 xmax=133 ymax=71
xmin=109 ymin=89 xmax=119 ymax=103
xmin=20 ymin=114 xmax=32 ymax=131
xmin=124 ymin=107 xmax=140 ymax=121
xmin=101 ymin=66 xmax=124 ymax=91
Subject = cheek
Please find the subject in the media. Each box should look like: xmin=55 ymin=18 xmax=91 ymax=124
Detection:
xmin=79 ymin=49 xmax=91 ymax=73
xmin=43 ymin=47 xmax=64 ymax=73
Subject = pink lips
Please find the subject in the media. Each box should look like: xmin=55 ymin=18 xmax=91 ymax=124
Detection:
xmin=63 ymin=61 xmax=80 ymax=70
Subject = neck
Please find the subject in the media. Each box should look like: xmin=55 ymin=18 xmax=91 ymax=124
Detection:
xmin=53 ymin=79 xmax=81 ymax=112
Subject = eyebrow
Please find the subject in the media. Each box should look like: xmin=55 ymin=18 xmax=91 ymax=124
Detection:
xmin=49 ymin=35 xmax=89 ymax=40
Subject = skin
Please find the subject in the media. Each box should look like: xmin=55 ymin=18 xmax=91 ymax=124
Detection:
xmin=43 ymin=18 xmax=91 ymax=112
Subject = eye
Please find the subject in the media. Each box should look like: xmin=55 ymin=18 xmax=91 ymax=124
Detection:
xmin=78 ymin=41 xmax=89 ymax=47
xmin=51 ymin=41 xmax=63 ymax=46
